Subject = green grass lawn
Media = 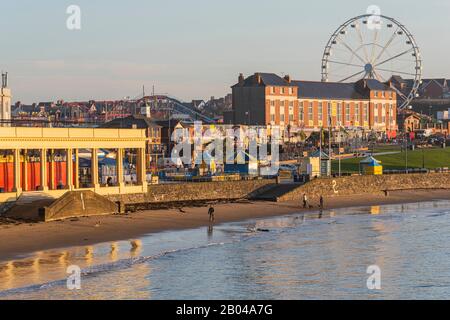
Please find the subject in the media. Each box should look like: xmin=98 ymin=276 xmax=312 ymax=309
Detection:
xmin=332 ymin=147 xmax=450 ymax=173
xmin=371 ymin=144 xmax=403 ymax=154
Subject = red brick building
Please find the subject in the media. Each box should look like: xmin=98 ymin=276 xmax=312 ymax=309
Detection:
xmin=229 ymin=73 xmax=398 ymax=137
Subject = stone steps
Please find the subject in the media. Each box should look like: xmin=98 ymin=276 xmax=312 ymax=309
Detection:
xmin=252 ymin=183 xmax=303 ymax=201
xmin=15 ymin=192 xmax=56 ymax=204
xmin=3 ymin=192 xmax=57 ymax=221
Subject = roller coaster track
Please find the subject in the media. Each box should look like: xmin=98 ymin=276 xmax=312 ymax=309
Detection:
xmin=137 ymin=94 xmax=216 ymax=124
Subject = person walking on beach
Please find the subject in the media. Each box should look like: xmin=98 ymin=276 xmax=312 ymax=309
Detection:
xmin=319 ymin=195 xmax=324 ymax=209
xmin=302 ymin=194 xmax=308 ymax=208
xmin=208 ymin=205 xmax=215 ymax=223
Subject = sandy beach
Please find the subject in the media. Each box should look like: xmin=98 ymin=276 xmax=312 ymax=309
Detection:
xmin=0 ymin=189 xmax=449 ymax=262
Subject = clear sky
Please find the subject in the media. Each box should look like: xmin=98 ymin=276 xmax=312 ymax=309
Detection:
xmin=1 ymin=0 xmax=449 ymax=103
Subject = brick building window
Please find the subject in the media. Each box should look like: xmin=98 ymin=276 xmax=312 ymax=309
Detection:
xmin=390 ymin=104 xmax=394 ymax=124
xmin=374 ymin=105 xmax=379 ymax=123
xmin=280 ymin=88 xmax=285 ymax=94
xmin=345 ymin=103 xmax=350 ymax=122
xmin=318 ymin=102 xmax=323 ymax=121
xmin=355 ymin=105 xmax=360 ymax=122
xmin=327 ymin=102 xmax=332 ymax=124
xmin=364 ymin=103 xmax=369 ymax=122
xmin=299 ymin=106 xmax=304 ymax=121
xmin=308 ymin=102 xmax=313 ymax=121
xmin=337 ymin=103 xmax=342 ymax=123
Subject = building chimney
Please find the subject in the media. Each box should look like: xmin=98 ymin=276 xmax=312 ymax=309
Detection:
xmin=255 ymin=73 xmax=262 ymax=85
xmin=284 ymin=74 xmax=291 ymax=83
xmin=238 ymin=73 xmax=244 ymax=85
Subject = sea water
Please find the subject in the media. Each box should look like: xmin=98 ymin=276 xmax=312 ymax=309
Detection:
xmin=1 ymin=200 xmax=450 ymax=300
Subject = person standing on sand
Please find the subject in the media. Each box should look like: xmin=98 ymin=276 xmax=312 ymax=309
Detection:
xmin=208 ymin=206 xmax=215 ymax=223
xmin=302 ymin=194 xmax=308 ymax=208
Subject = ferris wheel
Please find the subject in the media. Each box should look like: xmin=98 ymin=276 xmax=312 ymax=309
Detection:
xmin=321 ymin=14 xmax=422 ymax=109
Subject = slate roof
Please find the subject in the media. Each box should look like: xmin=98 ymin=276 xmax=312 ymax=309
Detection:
xmin=293 ymin=81 xmax=366 ymax=100
xmin=422 ymin=79 xmax=447 ymax=87
xmin=364 ymin=79 xmax=392 ymax=91
xmin=232 ymin=73 xmax=295 ymax=88
xmin=360 ymin=156 xmax=382 ymax=166
xmin=101 ymin=115 xmax=161 ymax=129
xmin=154 ymin=119 xmax=189 ymax=129
xmin=390 ymin=75 xmax=405 ymax=84
xmin=234 ymin=73 xmax=393 ymax=100
xmin=309 ymin=150 xmax=329 ymax=159
xmin=13 ymin=105 xmax=37 ymax=113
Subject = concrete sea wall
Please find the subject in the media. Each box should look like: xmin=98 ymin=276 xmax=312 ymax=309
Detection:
xmin=107 ymin=179 xmax=276 ymax=205
xmin=277 ymin=173 xmax=450 ymax=202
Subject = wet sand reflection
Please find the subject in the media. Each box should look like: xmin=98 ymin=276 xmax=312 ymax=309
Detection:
xmin=0 ymin=239 xmax=148 ymax=292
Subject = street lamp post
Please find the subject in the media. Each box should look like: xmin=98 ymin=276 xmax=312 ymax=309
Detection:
xmin=328 ymin=114 xmax=332 ymax=177
xmin=405 ymin=132 xmax=408 ymax=173
xmin=422 ymin=147 xmax=425 ymax=169
xmin=319 ymin=127 xmax=322 ymax=176
xmin=338 ymin=130 xmax=341 ymax=177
